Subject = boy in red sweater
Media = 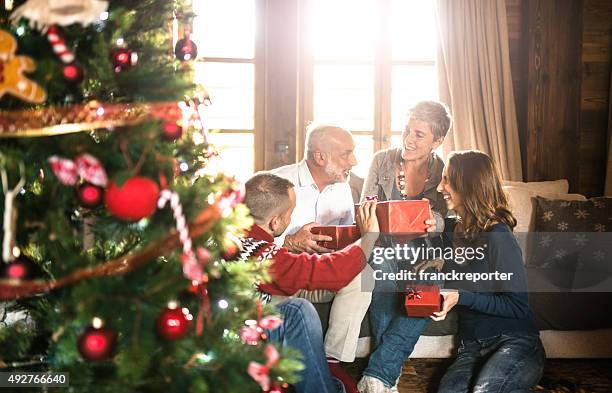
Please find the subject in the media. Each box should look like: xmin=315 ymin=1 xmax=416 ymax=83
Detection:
xmin=239 ymin=173 xmax=380 ymax=393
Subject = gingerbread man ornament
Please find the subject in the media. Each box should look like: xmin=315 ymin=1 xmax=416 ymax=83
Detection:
xmin=0 ymin=29 xmax=47 ymax=103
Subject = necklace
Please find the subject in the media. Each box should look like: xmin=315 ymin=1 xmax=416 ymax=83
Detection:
xmin=396 ymin=159 xmax=430 ymax=200
xmin=397 ymin=167 xmax=409 ymax=200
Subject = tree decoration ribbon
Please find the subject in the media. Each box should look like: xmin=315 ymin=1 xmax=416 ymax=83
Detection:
xmin=247 ymin=344 xmax=280 ymax=391
xmin=0 ymin=202 xmax=222 ymax=300
xmin=239 ymin=300 xmax=282 ymax=345
xmin=157 ymin=190 xmax=213 ymax=336
xmin=48 ymin=154 xmax=108 ymax=187
xmin=406 ymin=288 xmax=422 ymax=300
xmin=1 ymin=157 xmax=25 ymax=262
xmin=0 ymin=101 xmax=183 ymax=138
xmin=157 ymin=189 xmax=203 ymax=282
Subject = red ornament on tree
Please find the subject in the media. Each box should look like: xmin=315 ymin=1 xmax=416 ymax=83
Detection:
xmin=77 ymin=183 xmax=104 ymax=208
xmin=156 ymin=302 xmax=193 ymax=340
xmin=162 ymin=121 xmax=183 ymax=141
xmin=105 ymin=177 xmax=160 ymax=221
xmin=174 ymin=35 xmax=198 ymax=61
xmin=77 ymin=318 xmax=117 ymax=361
xmin=62 ymin=62 xmax=84 ymax=83
xmin=112 ymin=48 xmax=138 ymax=73
xmin=2 ymin=256 xmax=40 ymax=280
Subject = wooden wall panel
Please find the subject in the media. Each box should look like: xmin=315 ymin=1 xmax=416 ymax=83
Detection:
xmin=579 ymin=0 xmax=612 ymax=196
xmin=511 ymin=0 xmax=611 ymax=196
xmin=525 ymin=0 xmax=583 ymax=191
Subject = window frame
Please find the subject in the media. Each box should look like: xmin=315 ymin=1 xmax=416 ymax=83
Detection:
xmin=191 ymin=0 xmax=266 ymax=173
xmin=297 ymin=0 xmax=437 ymax=164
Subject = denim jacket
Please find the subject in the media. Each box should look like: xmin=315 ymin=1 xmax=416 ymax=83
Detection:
xmin=360 ymin=148 xmax=447 ymax=217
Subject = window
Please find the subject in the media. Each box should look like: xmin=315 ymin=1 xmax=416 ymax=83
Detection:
xmin=192 ymin=0 xmax=258 ymax=182
xmin=303 ymin=0 xmax=438 ymax=178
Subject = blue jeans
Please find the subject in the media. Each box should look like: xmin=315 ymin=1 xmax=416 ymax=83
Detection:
xmin=438 ymin=333 xmax=545 ymax=393
xmin=266 ymin=298 xmax=344 ymax=393
xmin=363 ymin=245 xmax=432 ymax=388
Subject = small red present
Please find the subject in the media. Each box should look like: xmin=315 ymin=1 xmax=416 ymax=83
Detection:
xmin=310 ymin=225 xmax=361 ymax=250
xmin=376 ymin=200 xmax=431 ymax=236
xmin=404 ymin=285 xmax=442 ymax=317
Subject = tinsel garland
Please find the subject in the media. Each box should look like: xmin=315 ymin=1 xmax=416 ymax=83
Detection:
xmin=0 ymin=202 xmax=221 ymax=300
xmin=0 ymin=101 xmax=182 ymax=138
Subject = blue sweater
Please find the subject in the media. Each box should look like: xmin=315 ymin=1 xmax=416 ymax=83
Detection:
xmin=442 ymin=221 xmax=538 ymax=341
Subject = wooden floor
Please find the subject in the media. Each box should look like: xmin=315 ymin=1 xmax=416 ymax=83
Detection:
xmin=344 ymin=358 xmax=612 ymax=393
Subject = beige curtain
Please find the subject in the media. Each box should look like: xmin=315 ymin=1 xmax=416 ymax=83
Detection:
xmin=436 ymin=0 xmax=523 ymax=180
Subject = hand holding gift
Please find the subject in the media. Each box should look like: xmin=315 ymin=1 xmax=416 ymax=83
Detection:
xmin=430 ymin=290 xmax=459 ymax=322
xmin=358 ymin=197 xmax=435 ymax=238
xmin=413 ymin=258 xmax=444 ymax=274
xmin=309 ymin=201 xmax=380 ymax=262
xmin=422 ymin=198 xmax=439 ymax=233
xmin=356 ymin=200 xmax=379 ymax=235
xmin=285 ymin=222 xmax=333 ymax=253
xmin=404 ymin=285 xmax=443 ymax=317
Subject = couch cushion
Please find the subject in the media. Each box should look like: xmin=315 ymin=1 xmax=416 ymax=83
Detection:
xmin=502 ymin=179 xmax=569 ymax=194
xmin=529 ymin=196 xmax=612 ymax=268
xmin=532 ymin=196 xmax=612 ymax=233
xmin=504 ymin=187 xmax=587 ymax=233
xmin=504 ymin=187 xmax=586 ymax=261
xmin=527 ymin=196 xmax=612 ymax=330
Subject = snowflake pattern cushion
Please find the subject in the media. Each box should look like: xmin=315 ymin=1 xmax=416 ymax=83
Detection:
xmin=529 ymin=196 xmax=612 ymax=290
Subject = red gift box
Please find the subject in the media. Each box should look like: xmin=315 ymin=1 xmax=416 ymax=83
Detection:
xmin=404 ymin=285 xmax=442 ymax=317
xmin=310 ymin=225 xmax=361 ymax=250
xmin=375 ymin=200 xmax=431 ymax=236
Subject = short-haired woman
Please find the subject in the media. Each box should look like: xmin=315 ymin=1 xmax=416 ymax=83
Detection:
xmin=358 ymin=101 xmax=452 ymax=392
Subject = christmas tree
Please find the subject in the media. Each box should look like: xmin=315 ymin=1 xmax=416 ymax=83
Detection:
xmin=0 ymin=1 xmax=300 ymax=391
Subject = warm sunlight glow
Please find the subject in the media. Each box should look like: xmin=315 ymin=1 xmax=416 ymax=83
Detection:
xmin=391 ymin=0 xmax=437 ymax=61
xmin=308 ymin=0 xmax=377 ymax=61
xmin=192 ymin=0 xmax=255 ymax=59
xmin=194 ymin=62 xmax=254 ymax=130
xmin=206 ymin=133 xmax=255 ymax=182
xmin=391 ymin=65 xmax=438 ymax=131
xmin=352 ymin=134 xmax=375 ymax=178
xmin=313 ymin=64 xmax=375 ymax=131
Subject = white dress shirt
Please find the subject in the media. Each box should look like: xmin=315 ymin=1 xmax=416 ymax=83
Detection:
xmin=270 ymin=160 xmax=355 ymax=247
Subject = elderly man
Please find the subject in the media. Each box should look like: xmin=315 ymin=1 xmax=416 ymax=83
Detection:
xmin=239 ymin=173 xmax=379 ymax=393
xmin=270 ymin=124 xmax=368 ymax=387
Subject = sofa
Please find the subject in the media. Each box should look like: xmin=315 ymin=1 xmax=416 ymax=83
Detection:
xmin=315 ymin=179 xmax=612 ymax=359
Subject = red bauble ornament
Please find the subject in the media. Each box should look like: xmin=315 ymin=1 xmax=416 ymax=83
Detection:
xmin=162 ymin=121 xmax=183 ymax=141
xmin=77 ymin=183 xmax=104 ymax=208
xmin=112 ymin=48 xmax=138 ymax=73
xmin=105 ymin=177 xmax=160 ymax=221
xmin=2 ymin=256 xmax=40 ymax=280
xmin=174 ymin=37 xmax=198 ymax=61
xmin=77 ymin=321 xmax=117 ymax=361
xmin=62 ymin=62 xmax=84 ymax=83
xmin=156 ymin=303 xmax=193 ymax=340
